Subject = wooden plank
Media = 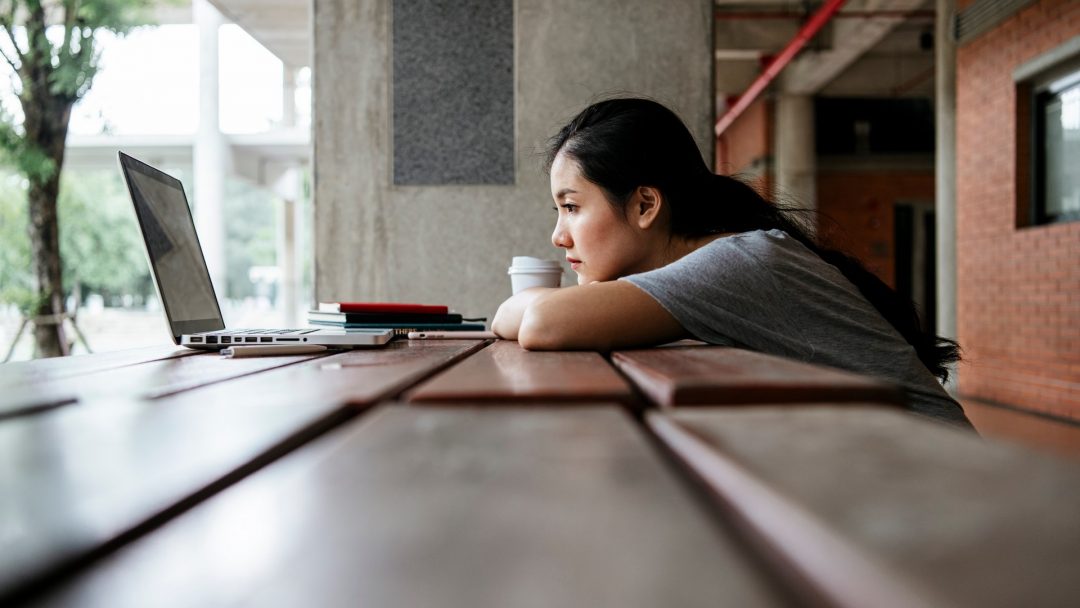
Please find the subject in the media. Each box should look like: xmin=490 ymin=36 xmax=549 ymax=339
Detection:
xmin=651 ymin=407 xmax=1080 ymax=608
xmin=0 ymin=340 xmax=483 ymax=603
xmin=0 ymin=344 xmax=196 ymax=390
xmin=613 ymin=346 xmax=904 ymax=407
xmin=408 ymin=339 xmax=634 ymax=404
xmin=27 ymin=406 xmax=791 ymax=608
xmin=0 ymin=350 xmax=329 ymax=420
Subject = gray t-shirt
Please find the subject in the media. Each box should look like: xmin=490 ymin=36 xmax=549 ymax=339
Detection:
xmin=623 ymin=229 xmax=971 ymax=427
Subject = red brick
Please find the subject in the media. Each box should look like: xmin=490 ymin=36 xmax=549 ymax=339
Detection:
xmin=956 ymin=2 xmax=1080 ymax=418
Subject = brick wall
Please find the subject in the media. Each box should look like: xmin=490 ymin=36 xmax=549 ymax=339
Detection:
xmin=817 ymin=171 xmax=936 ymax=288
xmin=956 ymin=0 xmax=1080 ymax=419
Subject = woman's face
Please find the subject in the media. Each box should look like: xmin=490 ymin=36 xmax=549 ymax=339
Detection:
xmin=549 ymin=152 xmax=652 ymax=284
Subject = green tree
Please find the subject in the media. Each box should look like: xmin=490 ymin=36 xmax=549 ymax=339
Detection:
xmin=1 ymin=166 xmax=190 ymax=313
xmin=0 ymin=171 xmax=34 ymax=310
xmin=0 ymin=0 xmax=154 ymax=357
xmin=58 ymin=169 xmax=150 ymax=302
xmin=224 ymin=177 xmax=276 ymax=301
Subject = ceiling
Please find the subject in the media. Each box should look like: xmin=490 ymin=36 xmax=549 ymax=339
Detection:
xmin=203 ymin=0 xmax=936 ymax=97
xmin=207 ymin=0 xmax=310 ymax=68
xmin=714 ymin=0 xmax=937 ymax=99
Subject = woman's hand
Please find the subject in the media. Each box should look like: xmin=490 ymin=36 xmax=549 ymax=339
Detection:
xmin=491 ymin=287 xmax=562 ymax=340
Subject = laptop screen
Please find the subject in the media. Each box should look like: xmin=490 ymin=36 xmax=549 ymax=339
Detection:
xmin=119 ymin=152 xmax=225 ymax=340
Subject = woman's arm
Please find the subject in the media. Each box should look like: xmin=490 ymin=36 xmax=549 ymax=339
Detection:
xmin=517 ymin=281 xmax=689 ymax=351
xmin=491 ymin=287 xmax=561 ymax=340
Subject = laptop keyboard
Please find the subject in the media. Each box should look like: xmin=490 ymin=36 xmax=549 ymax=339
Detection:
xmin=225 ymin=329 xmax=319 ymax=335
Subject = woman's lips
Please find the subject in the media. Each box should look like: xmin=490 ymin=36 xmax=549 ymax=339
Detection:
xmin=567 ymin=257 xmax=581 ymax=270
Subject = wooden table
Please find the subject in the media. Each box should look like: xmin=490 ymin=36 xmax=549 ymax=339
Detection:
xmin=2 ymin=339 xmax=1079 ymax=607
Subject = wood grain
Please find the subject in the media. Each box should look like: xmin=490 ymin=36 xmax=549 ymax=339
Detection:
xmin=0 ymin=344 xmax=195 ymax=390
xmin=0 ymin=340 xmax=484 ymax=603
xmin=407 ymin=340 xmax=634 ymax=404
xmin=0 ymin=350 xmax=330 ymax=420
xmin=613 ymin=346 xmax=904 ymax=407
xmin=28 ymin=406 xmax=790 ymax=608
xmin=653 ymin=407 xmax=1080 ymax=608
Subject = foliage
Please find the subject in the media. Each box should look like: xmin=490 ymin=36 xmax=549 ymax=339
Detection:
xmin=0 ymin=171 xmax=35 ymax=310
xmin=0 ymin=0 xmax=158 ymax=179
xmin=56 ymin=168 xmax=151 ymax=301
xmin=0 ymin=168 xmax=152 ymax=311
xmin=0 ymin=168 xmax=291 ymax=310
xmin=0 ymin=109 xmax=54 ymax=181
xmin=224 ymin=178 xmax=277 ymax=300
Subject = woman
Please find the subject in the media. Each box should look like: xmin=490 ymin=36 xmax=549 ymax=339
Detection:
xmin=492 ymin=97 xmax=970 ymax=427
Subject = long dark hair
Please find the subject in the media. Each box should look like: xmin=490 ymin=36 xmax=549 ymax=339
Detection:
xmin=547 ymin=97 xmax=960 ymax=382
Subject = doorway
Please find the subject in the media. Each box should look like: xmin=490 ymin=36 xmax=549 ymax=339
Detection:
xmin=893 ymin=201 xmax=937 ymax=335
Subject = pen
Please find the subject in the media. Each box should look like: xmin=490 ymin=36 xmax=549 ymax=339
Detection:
xmin=221 ymin=344 xmax=328 ymax=358
xmin=407 ymin=331 xmax=498 ymax=340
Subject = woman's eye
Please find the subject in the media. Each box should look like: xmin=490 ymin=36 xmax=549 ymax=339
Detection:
xmin=563 ymin=204 xmax=578 ymax=213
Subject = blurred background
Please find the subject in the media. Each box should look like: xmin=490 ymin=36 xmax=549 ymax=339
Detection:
xmin=1 ymin=1 xmax=312 ymax=360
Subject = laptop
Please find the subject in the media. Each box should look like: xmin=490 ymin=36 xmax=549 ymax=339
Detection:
xmin=118 ymin=151 xmax=393 ymax=350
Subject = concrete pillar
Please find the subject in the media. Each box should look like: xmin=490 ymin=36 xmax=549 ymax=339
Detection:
xmin=774 ymin=94 xmax=817 ymax=220
xmin=193 ymin=0 xmax=229 ymax=297
xmin=935 ymin=0 xmax=959 ymax=392
xmin=274 ymin=167 xmax=301 ymax=326
xmin=276 ymin=64 xmax=300 ymax=326
xmin=282 ymin=65 xmax=297 ymax=128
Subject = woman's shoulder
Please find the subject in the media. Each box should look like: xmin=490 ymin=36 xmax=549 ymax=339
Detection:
xmin=699 ymin=228 xmax=789 ymax=247
xmin=694 ymin=228 xmax=798 ymax=260
xmin=629 ymin=229 xmax=784 ymax=286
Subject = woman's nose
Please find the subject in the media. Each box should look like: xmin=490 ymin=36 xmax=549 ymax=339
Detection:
xmin=552 ymin=220 xmax=571 ymax=249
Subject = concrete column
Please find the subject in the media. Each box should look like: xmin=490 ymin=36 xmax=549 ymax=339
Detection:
xmin=282 ymin=64 xmax=297 ymax=128
xmin=194 ymin=0 xmax=229 ymax=296
xmin=274 ymin=167 xmax=301 ymax=326
xmin=935 ymin=0 xmax=959 ymax=393
xmin=276 ymin=64 xmax=300 ymax=325
xmin=774 ymin=94 xmax=817 ymax=220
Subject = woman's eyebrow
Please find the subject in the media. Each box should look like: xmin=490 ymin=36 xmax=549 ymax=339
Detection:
xmin=555 ymin=188 xmax=578 ymax=200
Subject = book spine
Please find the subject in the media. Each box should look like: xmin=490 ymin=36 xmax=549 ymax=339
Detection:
xmin=318 ymin=302 xmax=449 ymax=314
xmin=309 ymin=312 xmax=464 ymax=324
xmin=310 ymin=321 xmax=487 ymax=331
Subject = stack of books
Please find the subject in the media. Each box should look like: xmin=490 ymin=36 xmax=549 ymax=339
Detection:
xmin=308 ymin=302 xmax=487 ymax=335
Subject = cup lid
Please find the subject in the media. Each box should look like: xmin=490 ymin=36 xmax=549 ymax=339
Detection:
xmin=508 ymin=267 xmax=563 ymax=275
xmin=510 ymin=256 xmax=563 ymax=269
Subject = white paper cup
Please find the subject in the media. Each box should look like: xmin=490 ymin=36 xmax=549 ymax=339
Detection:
xmin=508 ymin=256 xmax=563 ymax=295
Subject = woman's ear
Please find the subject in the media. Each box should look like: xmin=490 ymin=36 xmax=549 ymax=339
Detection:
xmin=632 ymin=186 xmax=663 ymax=231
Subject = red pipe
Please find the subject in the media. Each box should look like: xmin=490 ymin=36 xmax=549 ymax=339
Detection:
xmin=715 ymin=0 xmax=848 ymax=138
xmin=715 ymin=9 xmax=933 ymax=20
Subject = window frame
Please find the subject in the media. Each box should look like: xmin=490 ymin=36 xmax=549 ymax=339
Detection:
xmin=1015 ymin=42 xmax=1080 ymax=228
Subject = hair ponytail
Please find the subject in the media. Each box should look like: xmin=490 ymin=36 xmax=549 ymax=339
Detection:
xmin=692 ymin=174 xmax=961 ymax=380
xmin=549 ymin=97 xmax=961 ymax=382
xmin=806 ymin=244 xmax=960 ymax=382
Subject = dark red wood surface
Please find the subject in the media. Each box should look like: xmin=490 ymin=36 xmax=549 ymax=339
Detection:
xmin=0 ymin=340 xmax=483 ymax=603
xmin=613 ymin=346 xmax=904 ymax=407
xmin=408 ymin=340 xmax=635 ymax=404
xmin=26 ymin=406 xmax=789 ymax=607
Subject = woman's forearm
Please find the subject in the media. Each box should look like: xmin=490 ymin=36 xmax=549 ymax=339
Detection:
xmin=492 ymin=287 xmax=559 ymax=340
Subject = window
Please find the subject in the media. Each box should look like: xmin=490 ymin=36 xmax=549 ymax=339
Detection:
xmin=1033 ymin=67 xmax=1080 ymax=224
xmin=1017 ymin=44 xmax=1080 ymax=227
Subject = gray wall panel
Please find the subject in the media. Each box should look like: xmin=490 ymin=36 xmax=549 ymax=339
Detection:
xmin=393 ymin=0 xmax=514 ymax=185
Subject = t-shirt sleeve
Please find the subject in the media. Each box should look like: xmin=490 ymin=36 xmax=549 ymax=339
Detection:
xmin=620 ymin=237 xmax=813 ymax=358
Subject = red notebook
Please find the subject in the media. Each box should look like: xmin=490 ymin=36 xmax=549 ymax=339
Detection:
xmin=318 ymin=302 xmax=449 ymax=315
